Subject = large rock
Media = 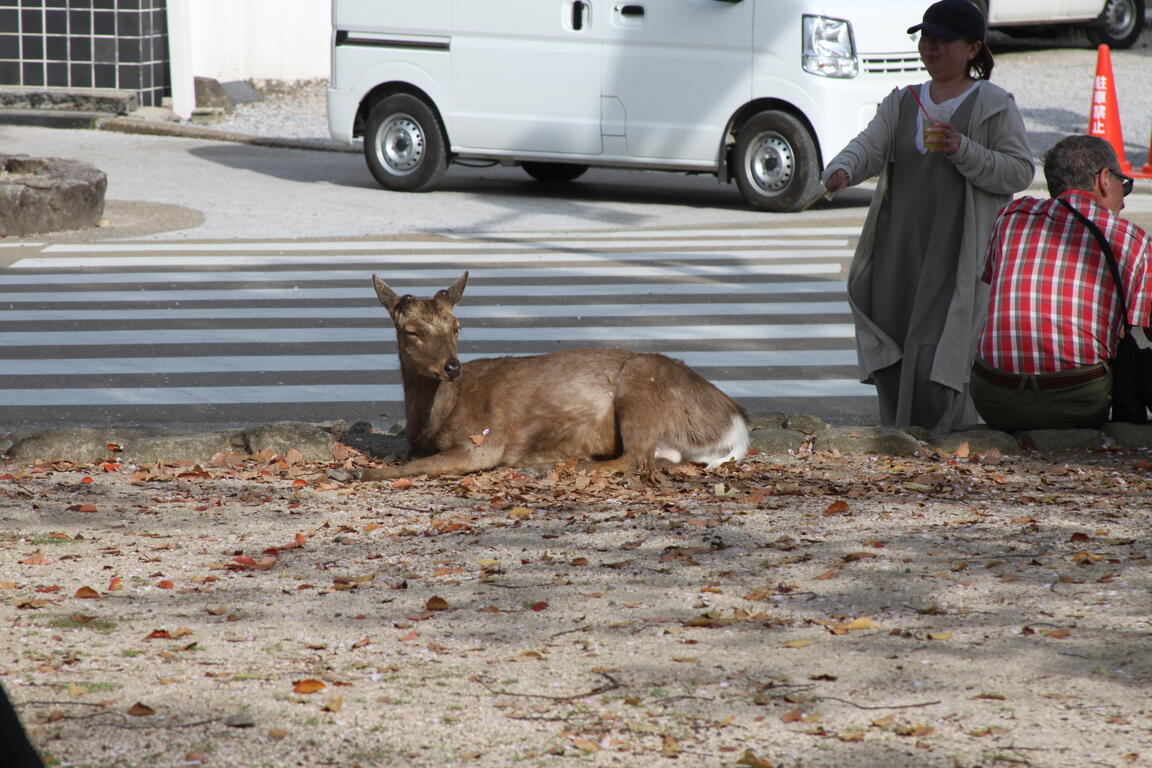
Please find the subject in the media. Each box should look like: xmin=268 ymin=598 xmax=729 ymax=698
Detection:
xmin=194 ymin=77 xmax=234 ymax=111
xmin=747 ymin=428 xmax=807 ymax=455
xmin=931 ymin=429 xmax=1023 ymax=455
xmin=241 ymin=422 xmax=335 ymax=462
xmin=813 ymin=426 xmax=921 ymax=456
xmin=1102 ymin=422 xmax=1152 ymax=451
xmin=124 ymin=431 xmax=245 ymax=465
xmin=1015 ymin=428 xmax=1112 ymax=453
xmin=0 ymin=154 xmax=106 ymax=235
xmin=339 ymin=432 xmax=410 ymax=459
xmin=7 ymin=426 xmax=167 ymax=463
xmin=0 ymin=86 xmax=137 ymax=113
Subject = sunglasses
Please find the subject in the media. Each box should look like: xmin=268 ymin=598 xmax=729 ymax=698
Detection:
xmin=1106 ymin=168 xmax=1134 ymax=197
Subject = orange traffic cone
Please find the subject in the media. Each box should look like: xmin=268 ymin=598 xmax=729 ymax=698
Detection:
xmin=1143 ymin=123 xmax=1152 ymax=176
xmin=1087 ymin=45 xmax=1133 ymax=174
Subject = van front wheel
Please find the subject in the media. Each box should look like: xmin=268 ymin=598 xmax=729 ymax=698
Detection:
xmin=364 ymin=94 xmax=447 ymax=192
xmin=732 ymin=111 xmax=819 ymax=212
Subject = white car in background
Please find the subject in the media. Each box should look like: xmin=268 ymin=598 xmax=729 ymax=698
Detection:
xmin=975 ymin=0 xmax=1146 ymax=49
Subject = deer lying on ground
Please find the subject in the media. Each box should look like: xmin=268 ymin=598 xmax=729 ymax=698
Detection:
xmin=354 ymin=271 xmax=748 ymax=480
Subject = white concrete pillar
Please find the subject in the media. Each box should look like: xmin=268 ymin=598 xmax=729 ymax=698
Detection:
xmin=166 ymin=0 xmax=194 ymax=119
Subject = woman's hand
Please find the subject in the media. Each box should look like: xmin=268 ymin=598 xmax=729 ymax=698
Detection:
xmin=825 ymin=168 xmax=850 ymax=193
xmin=926 ymin=122 xmax=962 ymax=155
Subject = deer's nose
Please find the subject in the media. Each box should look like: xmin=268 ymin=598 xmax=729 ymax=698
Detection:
xmin=443 ymin=358 xmax=461 ymax=380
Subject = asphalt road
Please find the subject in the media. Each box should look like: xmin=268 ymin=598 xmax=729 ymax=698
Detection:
xmin=3 ymin=30 xmax=1152 ymax=433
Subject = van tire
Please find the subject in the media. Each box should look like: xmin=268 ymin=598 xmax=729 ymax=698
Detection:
xmin=522 ymin=162 xmax=589 ymax=183
xmin=732 ymin=111 xmax=819 ymax=212
xmin=364 ymin=94 xmax=447 ymax=192
xmin=1086 ymin=0 xmax=1144 ymax=49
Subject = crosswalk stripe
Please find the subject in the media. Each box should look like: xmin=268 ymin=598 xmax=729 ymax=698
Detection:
xmin=0 ymin=323 xmax=856 ymax=347
xmin=0 ymin=263 xmax=841 ymax=286
xmin=0 ymin=379 xmax=873 ymax=407
xmin=17 ymin=248 xmax=851 ymax=269
xmin=0 ymin=281 xmax=848 ymax=303
xmin=0 ymin=350 xmax=859 ymax=376
xmin=1 ymin=301 xmax=851 ymax=322
xmin=444 ymin=226 xmax=864 ymax=239
xmin=34 ymin=237 xmax=849 ymax=257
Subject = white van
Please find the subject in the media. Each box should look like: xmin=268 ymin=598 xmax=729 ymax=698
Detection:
xmin=978 ymin=0 xmax=1145 ymax=49
xmin=327 ymin=0 xmax=929 ymax=211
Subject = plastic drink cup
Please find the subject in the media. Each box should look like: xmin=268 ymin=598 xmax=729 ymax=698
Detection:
xmin=922 ymin=102 xmax=953 ymax=151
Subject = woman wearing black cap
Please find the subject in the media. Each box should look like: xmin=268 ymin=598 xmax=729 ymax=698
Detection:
xmin=821 ymin=0 xmax=1034 ymax=432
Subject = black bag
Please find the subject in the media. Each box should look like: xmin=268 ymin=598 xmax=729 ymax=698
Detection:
xmin=1058 ymin=198 xmax=1152 ymax=423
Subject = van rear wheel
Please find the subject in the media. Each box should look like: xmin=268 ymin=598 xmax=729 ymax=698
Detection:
xmin=732 ymin=111 xmax=820 ymax=212
xmin=522 ymin=162 xmax=589 ymax=183
xmin=1086 ymin=0 xmax=1144 ymax=49
xmin=364 ymin=94 xmax=447 ymax=192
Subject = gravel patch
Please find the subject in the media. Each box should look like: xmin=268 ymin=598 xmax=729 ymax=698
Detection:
xmin=3 ymin=446 xmax=1152 ymax=767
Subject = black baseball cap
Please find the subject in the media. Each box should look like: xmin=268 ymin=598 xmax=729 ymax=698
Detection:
xmin=907 ymin=0 xmax=987 ymax=41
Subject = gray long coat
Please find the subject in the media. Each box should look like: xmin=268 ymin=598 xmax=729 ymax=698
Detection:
xmin=822 ymin=82 xmax=1035 ymax=398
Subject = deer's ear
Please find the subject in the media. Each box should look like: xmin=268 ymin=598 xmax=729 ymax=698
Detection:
xmin=445 ymin=271 xmax=468 ymax=306
xmin=372 ymin=274 xmax=401 ymax=314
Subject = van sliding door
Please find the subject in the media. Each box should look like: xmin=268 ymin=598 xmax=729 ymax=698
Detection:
xmin=604 ymin=0 xmax=752 ymax=163
xmin=450 ymin=1 xmax=603 ymax=155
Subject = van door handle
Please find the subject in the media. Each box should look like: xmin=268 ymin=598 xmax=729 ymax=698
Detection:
xmin=616 ymin=4 xmax=645 ymax=16
xmin=572 ymin=0 xmax=590 ymax=30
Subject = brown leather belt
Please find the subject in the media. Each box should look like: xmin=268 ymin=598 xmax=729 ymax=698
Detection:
xmin=973 ymin=359 xmax=1109 ymax=390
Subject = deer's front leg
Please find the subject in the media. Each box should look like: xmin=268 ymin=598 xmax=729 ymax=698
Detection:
xmin=360 ymin=442 xmax=504 ymax=480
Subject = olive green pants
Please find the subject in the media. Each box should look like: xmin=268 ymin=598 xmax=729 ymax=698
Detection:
xmin=971 ymin=364 xmax=1112 ymax=432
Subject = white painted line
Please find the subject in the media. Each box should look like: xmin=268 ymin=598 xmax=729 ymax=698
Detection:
xmin=33 ymin=237 xmax=849 ymax=257
xmin=0 ymin=323 xmax=856 ymax=346
xmin=443 ymin=227 xmax=864 ymax=239
xmin=0 ymin=301 xmax=851 ymax=322
xmin=0 ymin=242 xmax=44 ymax=249
xmin=0 ymin=263 xmax=843 ymax=285
xmin=0 ymin=350 xmax=859 ymax=376
xmin=16 ymin=248 xmax=852 ymax=269
xmin=0 ymin=379 xmax=873 ymax=406
xmin=0 ymin=281 xmax=848 ymax=303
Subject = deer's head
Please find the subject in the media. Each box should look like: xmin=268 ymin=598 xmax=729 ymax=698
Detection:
xmin=373 ymin=272 xmax=468 ymax=381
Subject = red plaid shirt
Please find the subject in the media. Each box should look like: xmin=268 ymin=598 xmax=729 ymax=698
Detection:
xmin=978 ymin=191 xmax=1152 ymax=374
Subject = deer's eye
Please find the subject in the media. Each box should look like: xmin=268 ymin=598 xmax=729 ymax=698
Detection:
xmin=404 ymin=330 xmax=422 ymax=342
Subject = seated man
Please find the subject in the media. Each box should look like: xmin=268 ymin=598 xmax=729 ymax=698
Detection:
xmin=973 ymin=134 xmax=1152 ymax=431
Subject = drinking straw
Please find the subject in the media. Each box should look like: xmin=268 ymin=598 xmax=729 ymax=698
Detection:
xmin=907 ymin=85 xmax=932 ymax=120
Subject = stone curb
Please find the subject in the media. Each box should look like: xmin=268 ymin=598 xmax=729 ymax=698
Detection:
xmin=96 ymin=116 xmax=357 ymax=153
xmin=0 ymin=108 xmax=357 ymax=153
xmin=4 ymin=414 xmax=1151 ymax=466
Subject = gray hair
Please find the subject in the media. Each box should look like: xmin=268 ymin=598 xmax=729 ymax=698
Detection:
xmin=1043 ymin=135 xmax=1118 ymax=197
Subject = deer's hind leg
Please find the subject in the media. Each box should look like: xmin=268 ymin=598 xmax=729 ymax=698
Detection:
xmin=608 ymin=356 xmax=681 ymax=472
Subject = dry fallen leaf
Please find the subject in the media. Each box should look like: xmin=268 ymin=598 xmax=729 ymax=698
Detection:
xmin=736 ymin=749 xmax=776 ymax=768
xmin=780 ymin=707 xmax=805 ymax=723
xmin=823 ymin=500 xmax=850 ymax=516
xmin=74 ymin=586 xmax=101 ymax=599
xmin=293 ymin=679 xmax=327 ymax=694
xmin=126 ymin=702 xmax=156 ymax=717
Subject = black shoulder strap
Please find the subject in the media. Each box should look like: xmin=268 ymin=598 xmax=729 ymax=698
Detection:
xmin=1056 ymin=197 xmax=1132 ymax=331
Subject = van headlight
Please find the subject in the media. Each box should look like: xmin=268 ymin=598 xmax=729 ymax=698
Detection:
xmin=802 ymin=15 xmax=858 ymax=78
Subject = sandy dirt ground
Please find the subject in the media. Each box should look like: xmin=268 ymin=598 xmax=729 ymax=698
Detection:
xmin=1 ymin=443 xmax=1150 ymax=768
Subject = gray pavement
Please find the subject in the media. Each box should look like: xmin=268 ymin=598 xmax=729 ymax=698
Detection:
xmin=3 ymin=32 xmax=1152 ymax=458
